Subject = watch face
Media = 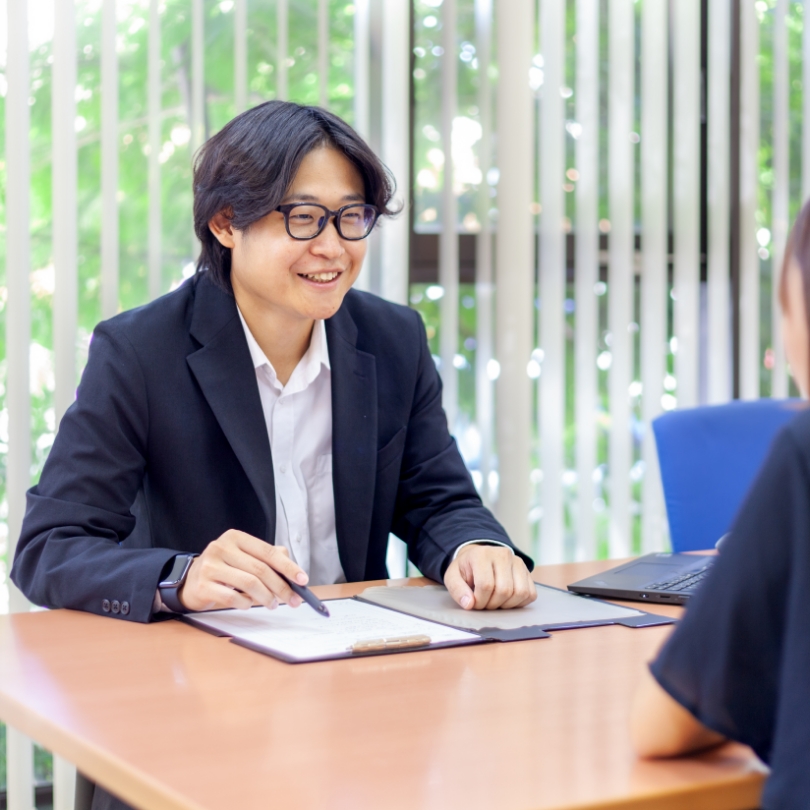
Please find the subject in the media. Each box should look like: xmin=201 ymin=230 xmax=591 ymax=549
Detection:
xmin=161 ymin=555 xmax=192 ymax=588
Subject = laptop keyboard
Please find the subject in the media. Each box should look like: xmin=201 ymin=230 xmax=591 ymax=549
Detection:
xmin=646 ymin=562 xmax=714 ymax=594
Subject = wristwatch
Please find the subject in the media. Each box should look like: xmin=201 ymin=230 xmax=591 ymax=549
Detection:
xmin=158 ymin=553 xmax=199 ymax=613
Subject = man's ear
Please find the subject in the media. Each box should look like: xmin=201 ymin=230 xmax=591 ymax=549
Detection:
xmin=208 ymin=210 xmax=236 ymax=248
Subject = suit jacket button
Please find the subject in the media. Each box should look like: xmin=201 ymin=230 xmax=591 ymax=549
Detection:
xmin=111 ymin=600 xmax=120 ymax=614
xmin=121 ymin=601 xmax=130 ymax=615
xmin=102 ymin=599 xmax=111 ymax=613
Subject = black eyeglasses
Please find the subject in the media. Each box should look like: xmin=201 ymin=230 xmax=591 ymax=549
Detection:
xmin=275 ymin=203 xmax=380 ymax=241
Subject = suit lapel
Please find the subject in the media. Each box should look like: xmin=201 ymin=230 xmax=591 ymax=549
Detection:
xmin=186 ymin=276 xmax=277 ymax=541
xmin=326 ymin=304 xmax=377 ymax=582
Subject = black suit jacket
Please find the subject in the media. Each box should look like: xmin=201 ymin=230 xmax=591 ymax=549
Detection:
xmin=11 ymin=272 xmax=530 ymax=621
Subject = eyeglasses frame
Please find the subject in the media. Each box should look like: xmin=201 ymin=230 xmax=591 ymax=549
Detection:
xmin=275 ymin=202 xmax=380 ymax=241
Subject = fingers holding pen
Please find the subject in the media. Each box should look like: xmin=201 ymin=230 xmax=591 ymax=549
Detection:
xmin=178 ymin=530 xmax=309 ymax=612
xmin=180 ymin=547 xmax=279 ymax=611
xmin=221 ymin=539 xmax=304 ymax=607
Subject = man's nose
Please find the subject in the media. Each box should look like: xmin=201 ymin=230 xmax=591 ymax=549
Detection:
xmin=311 ymin=217 xmax=345 ymax=256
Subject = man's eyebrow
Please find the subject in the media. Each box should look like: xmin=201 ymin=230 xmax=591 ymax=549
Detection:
xmin=281 ymin=192 xmax=366 ymax=203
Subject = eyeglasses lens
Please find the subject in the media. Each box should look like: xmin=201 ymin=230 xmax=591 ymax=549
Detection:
xmin=337 ymin=205 xmax=376 ymax=239
xmin=286 ymin=205 xmax=328 ymax=239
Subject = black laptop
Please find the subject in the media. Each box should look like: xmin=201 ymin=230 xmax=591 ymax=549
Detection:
xmin=567 ymin=552 xmax=715 ymax=606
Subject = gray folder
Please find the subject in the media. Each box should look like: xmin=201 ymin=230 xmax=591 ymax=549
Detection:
xmin=358 ymin=583 xmax=674 ymax=641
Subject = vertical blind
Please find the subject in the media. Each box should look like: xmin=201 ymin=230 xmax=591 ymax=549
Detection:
xmin=410 ymin=0 xmax=803 ymax=565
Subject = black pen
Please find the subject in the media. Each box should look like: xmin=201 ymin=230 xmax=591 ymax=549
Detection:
xmin=278 ymin=571 xmax=331 ymax=618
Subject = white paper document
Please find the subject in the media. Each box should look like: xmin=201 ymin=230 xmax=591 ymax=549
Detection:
xmin=187 ymin=598 xmax=482 ymax=662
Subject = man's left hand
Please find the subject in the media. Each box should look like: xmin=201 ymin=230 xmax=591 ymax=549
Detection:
xmin=444 ymin=544 xmax=537 ymax=610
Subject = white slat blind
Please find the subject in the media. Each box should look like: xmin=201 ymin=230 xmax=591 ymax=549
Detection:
xmin=53 ymin=754 xmax=76 ymax=810
xmin=148 ymin=0 xmax=162 ymax=301
xmin=380 ymin=0 xmax=410 ymax=307
xmin=318 ymin=0 xmax=329 ymax=109
xmin=538 ymin=0 xmax=565 ymax=563
xmin=672 ymin=0 xmax=701 ymax=410
xmin=353 ymin=0 xmax=370 ymax=140
xmin=805 ymin=0 xmax=810 ymax=203
xmin=235 ymin=0 xmax=247 ymax=114
xmin=771 ymin=0 xmax=789 ymax=398
xmin=100 ymin=0 xmax=119 ymax=319
xmin=277 ymin=0 xmax=289 ymax=101
xmin=352 ymin=0 xmax=370 ymax=292
xmin=574 ymin=0 xmax=599 ymax=561
xmin=51 ymin=8 xmax=88 ymax=794
xmin=5 ymin=0 xmax=35 ymax=756
xmin=707 ymin=0 xmax=731 ymax=405
xmin=640 ymin=0 xmax=668 ymax=553
xmin=190 ymin=0 xmax=204 ymax=255
xmin=474 ymin=0 xmax=495 ymax=509
xmin=739 ymin=0 xmax=760 ymax=400
xmin=6 ymin=726 xmax=34 ymax=810
xmin=607 ymin=0 xmax=634 ymax=557
xmin=439 ymin=0 xmax=459 ymax=431
xmin=672 ymin=0 xmax=701 ymax=408
xmin=380 ymin=0 xmax=411 ymax=579
xmin=6 ymin=0 xmax=32 ymax=615
xmin=191 ymin=0 xmax=205 ymax=152
xmin=53 ymin=0 xmax=78 ymax=426
xmin=495 ymin=0 xmax=534 ymax=554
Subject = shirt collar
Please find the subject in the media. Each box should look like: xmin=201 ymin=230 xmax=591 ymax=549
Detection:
xmin=237 ymin=309 xmax=331 ymax=390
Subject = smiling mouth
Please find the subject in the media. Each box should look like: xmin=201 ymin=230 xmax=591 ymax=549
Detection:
xmin=298 ymin=270 xmax=341 ymax=283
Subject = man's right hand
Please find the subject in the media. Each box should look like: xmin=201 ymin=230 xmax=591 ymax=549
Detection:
xmin=178 ymin=530 xmax=308 ymax=612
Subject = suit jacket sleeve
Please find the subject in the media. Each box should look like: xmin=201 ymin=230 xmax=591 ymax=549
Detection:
xmin=390 ymin=310 xmax=534 ymax=581
xmin=10 ymin=322 xmax=178 ymax=622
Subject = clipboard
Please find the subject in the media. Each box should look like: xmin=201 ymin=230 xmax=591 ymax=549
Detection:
xmin=183 ymin=597 xmax=485 ymax=663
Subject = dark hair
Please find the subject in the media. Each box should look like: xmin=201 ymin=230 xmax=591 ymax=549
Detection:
xmin=780 ymin=198 xmax=810 ymax=333
xmin=193 ymin=101 xmax=398 ymax=289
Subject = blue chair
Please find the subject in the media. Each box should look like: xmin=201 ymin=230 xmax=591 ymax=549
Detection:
xmin=652 ymin=399 xmax=806 ymax=551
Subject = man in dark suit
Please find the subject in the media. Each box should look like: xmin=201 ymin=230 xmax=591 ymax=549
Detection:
xmin=12 ymin=101 xmax=536 ymax=625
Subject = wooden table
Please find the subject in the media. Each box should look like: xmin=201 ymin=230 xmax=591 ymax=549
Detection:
xmin=0 ymin=560 xmax=765 ymax=810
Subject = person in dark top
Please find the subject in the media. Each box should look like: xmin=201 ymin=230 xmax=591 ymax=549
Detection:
xmin=630 ymin=199 xmax=810 ymax=810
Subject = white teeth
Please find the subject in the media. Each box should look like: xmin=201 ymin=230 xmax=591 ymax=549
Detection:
xmin=302 ymin=271 xmax=339 ymax=282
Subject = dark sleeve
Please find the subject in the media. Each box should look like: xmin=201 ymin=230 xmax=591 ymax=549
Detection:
xmin=650 ymin=425 xmax=810 ymax=766
xmin=10 ymin=323 xmax=178 ymax=622
xmin=389 ymin=311 xmax=534 ymax=581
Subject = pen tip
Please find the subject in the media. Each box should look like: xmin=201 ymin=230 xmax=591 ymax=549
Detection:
xmin=321 ymin=605 xmax=331 ymax=618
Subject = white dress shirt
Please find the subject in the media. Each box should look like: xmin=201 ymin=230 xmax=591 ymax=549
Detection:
xmin=239 ymin=310 xmax=346 ymax=586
